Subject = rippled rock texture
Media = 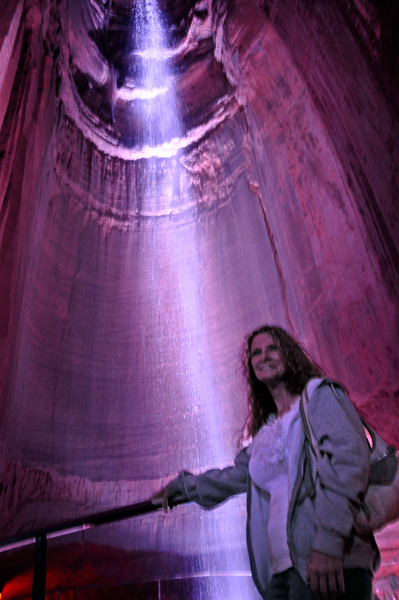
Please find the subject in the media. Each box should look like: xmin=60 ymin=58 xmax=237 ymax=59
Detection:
xmin=0 ymin=0 xmax=398 ymax=597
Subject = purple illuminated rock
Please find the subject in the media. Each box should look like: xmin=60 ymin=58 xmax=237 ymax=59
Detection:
xmin=0 ymin=0 xmax=398 ymax=597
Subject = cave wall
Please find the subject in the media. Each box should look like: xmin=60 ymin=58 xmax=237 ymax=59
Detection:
xmin=0 ymin=0 xmax=398 ymax=596
xmin=224 ymin=0 xmax=399 ymax=415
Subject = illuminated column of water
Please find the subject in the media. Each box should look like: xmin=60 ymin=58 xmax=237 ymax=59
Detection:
xmin=133 ymin=0 xmax=179 ymax=147
xmin=130 ymin=2 xmax=256 ymax=598
xmin=133 ymin=0 xmax=223 ymax=463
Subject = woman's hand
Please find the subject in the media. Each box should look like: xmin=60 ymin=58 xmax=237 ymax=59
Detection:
xmin=307 ymin=550 xmax=344 ymax=600
xmin=151 ymin=485 xmax=169 ymax=511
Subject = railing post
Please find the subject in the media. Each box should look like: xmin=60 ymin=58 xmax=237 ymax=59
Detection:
xmin=31 ymin=534 xmax=47 ymax=600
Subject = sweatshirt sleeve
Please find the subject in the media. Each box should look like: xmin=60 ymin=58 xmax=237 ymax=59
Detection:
xmin=167 ymin=446 xmax=250 ymax=508
xmin=307 ymin=381 xmax=370 ymax=558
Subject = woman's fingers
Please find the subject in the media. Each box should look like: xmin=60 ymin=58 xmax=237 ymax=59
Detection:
xmin=162 ymin=487 xmax=169 ymax=511
xmin=151 ymin=485 xmax=169 ymax=511
xmin=307 ymin=550 xmax=345 ymax=599
xmin=319 ymin=573 xmax=328 ymax=599
xmin=336 ymin=565 xmax=345 ymax=597
xmin=309 ymin=572 xmax=340 ymax=600
xmin=326 ymin=572 xmax=338 ymax=600
xmin=309 ymin=572 xmax=319 ymax=598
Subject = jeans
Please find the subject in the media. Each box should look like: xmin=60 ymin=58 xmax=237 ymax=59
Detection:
xmin=264 ymin=568 xmax=373 ymax=600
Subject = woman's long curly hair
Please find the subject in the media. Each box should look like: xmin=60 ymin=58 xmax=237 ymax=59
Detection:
xmin=242 ymin=325 xmax=323 ymax=441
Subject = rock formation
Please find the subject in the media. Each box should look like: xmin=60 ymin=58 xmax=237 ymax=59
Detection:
xmin=0 ymin=0 xmax=398 ymax=597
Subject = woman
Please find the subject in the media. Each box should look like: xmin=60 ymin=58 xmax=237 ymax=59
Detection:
xmin=153 ymin=325 xmax=378 ymax=600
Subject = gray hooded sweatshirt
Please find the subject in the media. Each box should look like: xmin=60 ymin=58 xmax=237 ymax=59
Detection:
xmin=167 ymin=379 xmax=379 ymax=598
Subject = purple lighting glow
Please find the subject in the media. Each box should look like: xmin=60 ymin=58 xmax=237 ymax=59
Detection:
xmin=0 ymin=0 xmax=398 ymax=598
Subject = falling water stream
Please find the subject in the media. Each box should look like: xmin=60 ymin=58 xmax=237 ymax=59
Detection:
xmin=132 ymin=0 xmax=180 ymax=147
xmin=126 ymin=2 xmax=258 ymax=598
xmin=132 ymin=0 xmax=223 ymax=463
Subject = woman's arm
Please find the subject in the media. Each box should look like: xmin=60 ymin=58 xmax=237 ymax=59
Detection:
xmin=166 ymin=446 xmax=250 ymax=508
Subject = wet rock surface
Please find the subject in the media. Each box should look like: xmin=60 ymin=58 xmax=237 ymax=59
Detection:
xmin=0 ymin=0 xmax=398 ymax=596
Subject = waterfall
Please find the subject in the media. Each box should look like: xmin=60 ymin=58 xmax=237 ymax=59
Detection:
xmin=131 ymin=0 xmax=181 ymax=148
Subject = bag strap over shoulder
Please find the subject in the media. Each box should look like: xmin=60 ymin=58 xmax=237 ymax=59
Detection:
xmin=326 ymin=381 xmax=376 ymax=451
xmin=300 ymin=377 xmax=361 ymax=452
xmin=299 ymin=378 xmax=324 ymax=479
xmin=299 ymin=378 xmax=348 ymax=474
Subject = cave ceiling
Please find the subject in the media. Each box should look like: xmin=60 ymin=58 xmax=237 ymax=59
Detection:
xmin=44 ymin=0 xmax=398 ymax=159
xmin=64 ymin=0 xmax=232 ymax=149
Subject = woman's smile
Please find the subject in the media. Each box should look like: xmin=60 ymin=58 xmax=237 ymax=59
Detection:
xmin=250 ymin=332 xmax=286 ymax=383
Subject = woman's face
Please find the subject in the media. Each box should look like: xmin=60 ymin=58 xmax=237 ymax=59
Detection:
xmin=250 ymin=332 xmax=286 ymax=384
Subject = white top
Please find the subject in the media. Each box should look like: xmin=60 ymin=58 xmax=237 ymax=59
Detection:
xmin=249 ymin=399 xmax=301 ymax=573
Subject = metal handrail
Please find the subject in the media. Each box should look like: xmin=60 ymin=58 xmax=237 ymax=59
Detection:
xmin=0 ymin=498 xmax=162 ymax=600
